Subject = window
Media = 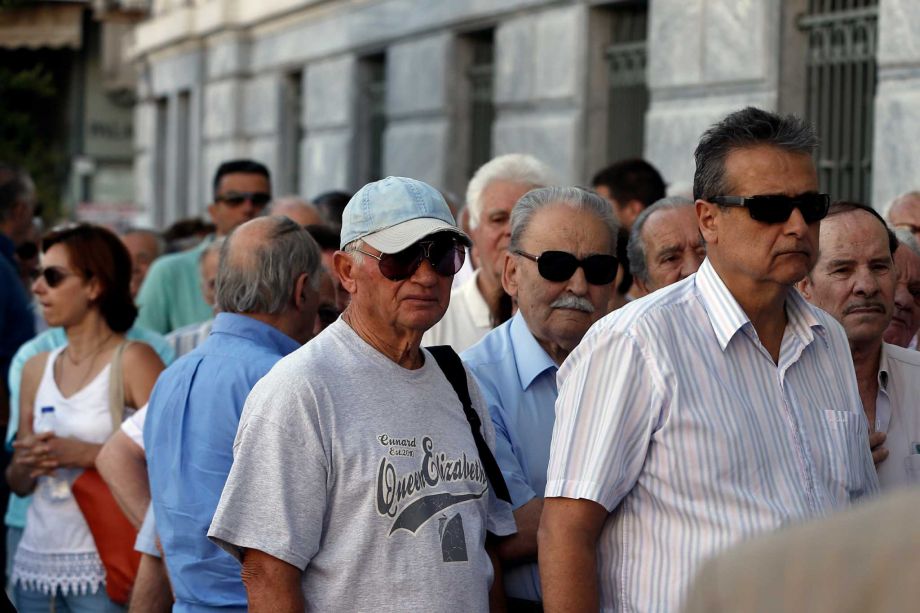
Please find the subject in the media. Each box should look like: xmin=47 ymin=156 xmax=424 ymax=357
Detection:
xmin=175 ymin=91 xmax=191 ymax=218
xmin=466 ymin=30 xmax=495 ymax=180
xmin=356 ymin=53 xmax=387 ymax=184
xmin=281 ymin=70 xmax=304 ymax=194
xmin=799 ymin=0 xmax=878 ymax=202
xmin=604 ymin=1 xmax=649 ymax=163
xmin=153 ymin=96 xmax=168 ymax=227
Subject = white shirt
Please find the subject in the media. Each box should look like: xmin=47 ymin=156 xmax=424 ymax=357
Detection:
xmin=422 ymin=270 xmax=491 ymax=352
xmin=121 ymin=403 xmax=148 ymax=451
xmin=545 ymin=258 xmax=879 ymax=613
xmin=875 ymin=342 xmax=920 ymax=489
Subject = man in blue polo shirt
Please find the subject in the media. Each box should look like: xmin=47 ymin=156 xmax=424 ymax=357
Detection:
xmin=144 ymin=216 xmax=322 ymax=612
xmin=461 ymin=186 xmax=617 ymax=609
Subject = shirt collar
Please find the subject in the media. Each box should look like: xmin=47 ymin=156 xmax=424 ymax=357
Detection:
xmin=464 ymin=270 xmax=493 ymax=329
xmin=878 ymin=342 xmax=893 ymax=391
xmin=210 ymin=312 xmax=300 ymax=357
xmin=509 ymin=312 xmax=557 ymax=390
xmin=694 ymin=258 xmax=827 ymax=352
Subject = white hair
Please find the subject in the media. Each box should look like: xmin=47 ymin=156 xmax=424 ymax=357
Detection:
xmin=466 ymin=154 xmax=554 ymax=229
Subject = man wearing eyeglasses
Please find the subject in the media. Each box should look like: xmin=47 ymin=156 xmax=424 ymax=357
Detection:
xmin=136 ymin=159 xmax=272 ymax=334
xmin=461 ymin=186 xmax=617 ymax=611
xmin=209 ymin=176 xmax=516 ymax=611
xmin=539 ymin=107 xmax=879 ymax=613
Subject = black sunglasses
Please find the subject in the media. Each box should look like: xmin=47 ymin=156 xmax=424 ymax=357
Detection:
xmin=216 ymin=191 xmax=272 ymax=208
xmin=709 ymin=192 xmax=830 ymax=224
xmin=31 ymin=266 xmax=77 ymax=288
xmin=356 ymin=236 xmax=466 ymax=281
xmin=513 ymin=250 xmax=618 ymax=285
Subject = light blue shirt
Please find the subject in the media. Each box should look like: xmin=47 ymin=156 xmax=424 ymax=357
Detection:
xmin=145 ymin=312 xmax=299 ymax=612
xmin=546 ymin=258 xmax=880 ymax=612
xmin=462 ymin=312 xmax=557 ymax=602
xmin=135 ymin=239 xmax=213 ymax=334
xmin=4 ymin=325 xmax=174 ymax=529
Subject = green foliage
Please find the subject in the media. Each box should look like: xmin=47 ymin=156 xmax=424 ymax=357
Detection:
xmin=0 ymin=63 xmax=65 ymax=221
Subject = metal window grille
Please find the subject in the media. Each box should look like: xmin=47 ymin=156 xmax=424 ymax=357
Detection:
xmin=467 ymin=31 xmax=495 ymax=179
xmin=799 ymin=0 xmax=878 ymax=202
xmin=605 ymin=2 xmax=649 ymax=163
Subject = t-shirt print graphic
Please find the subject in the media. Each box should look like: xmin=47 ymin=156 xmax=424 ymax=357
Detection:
xmin=376 ymin=434 xmax=489 ymax=562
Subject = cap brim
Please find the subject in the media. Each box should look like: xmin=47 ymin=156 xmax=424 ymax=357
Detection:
xmin=362 ymin=217 xmax=472 ymax=253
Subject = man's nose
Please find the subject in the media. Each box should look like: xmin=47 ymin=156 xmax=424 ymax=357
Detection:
xmin=852 ymin=267 xmax=881 ymax=297
xmin=565 ymin=266 xmax=589 ymax=295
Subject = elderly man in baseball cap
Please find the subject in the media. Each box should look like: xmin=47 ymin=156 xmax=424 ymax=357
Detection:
xmin=209 ymin=177 xmax=516 ymax=611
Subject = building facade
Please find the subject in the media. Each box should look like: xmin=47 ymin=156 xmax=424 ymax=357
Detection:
xmin=128 ymin=0 xmax=920 ymax=227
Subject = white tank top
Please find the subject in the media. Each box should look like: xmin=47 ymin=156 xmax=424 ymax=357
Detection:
xmin=12 ymin=345 xmax=116 ymax=596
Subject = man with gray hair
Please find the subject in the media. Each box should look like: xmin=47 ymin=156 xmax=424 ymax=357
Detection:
xmin=143 ymin=216 xmax=322 ymax=612
xmin=887 ymin=190 xmax=920 ymax=245
xmin=424 ymin=153 xmax=554 ymax=351
xmin=462 ymin=186 xmax=618 ymax=609
xmin=627 ymin=196 xmax=706 ymax=296
xmin=883 ymin=229 xmax=920 ymax=349
xmin=540 ymin=107 xmax=878 ymax=612
xmin=209 ymin=176 xmax=516 ymax=611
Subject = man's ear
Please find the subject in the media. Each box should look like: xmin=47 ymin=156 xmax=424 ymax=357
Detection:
xmin=633 ymin=276 xmax=650 ymax=297
xmin=333 ymin=250 xmax=358 ymax=296
xmin=293 ymin=273 xmax=310 ymax=310
xmin=797 ymin=275 xmax=813 ymax=300
xmin=501 ymin=251 xmax=518 ymax=298
xmin=697 ymin=200 xmax=720 ymax=245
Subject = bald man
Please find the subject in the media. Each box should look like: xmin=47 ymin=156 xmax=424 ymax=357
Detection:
xmin=270 ymin=196 xmax=326 ymax=227
xmin=888 ymin=191 xmax=920 ymax=245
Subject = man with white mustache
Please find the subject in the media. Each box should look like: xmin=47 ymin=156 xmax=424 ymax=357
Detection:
xmin=461 ymin=187 xmax=618 ymax=610
xmin=799 ymin=201 xmax=920 ymax=489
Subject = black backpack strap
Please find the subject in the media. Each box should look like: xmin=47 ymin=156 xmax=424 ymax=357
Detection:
xmin=427 ymin=345 xmax=512 ymax=504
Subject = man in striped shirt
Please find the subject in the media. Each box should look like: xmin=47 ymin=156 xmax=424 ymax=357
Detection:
xmin=539 ymin=107 xmax=879 ymax=613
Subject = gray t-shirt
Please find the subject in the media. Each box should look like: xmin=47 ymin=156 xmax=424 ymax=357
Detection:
xmin=209 ymin=318 xmax=516 ymax=612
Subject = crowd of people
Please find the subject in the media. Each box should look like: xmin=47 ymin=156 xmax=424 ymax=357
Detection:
xmin=0 ymin=105 xmax=919 ymax=612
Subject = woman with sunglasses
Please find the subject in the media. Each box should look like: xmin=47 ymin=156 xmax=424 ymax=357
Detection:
xmin=7 ymin=224 xmax=164 ymax=611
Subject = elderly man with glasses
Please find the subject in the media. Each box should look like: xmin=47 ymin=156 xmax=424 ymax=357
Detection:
xmin=538 ymin=107 xmax=879 ymax=613
xmin=209 ymin=176 xmax=516 ymax=611
xmin=136 ymin=159 xmax=272 ymax=334
xmin=461 ymin=186 xmax=618 ymax=611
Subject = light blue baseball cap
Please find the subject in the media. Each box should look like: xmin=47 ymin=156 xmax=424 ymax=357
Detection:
xmin=339 ymin=176 xmax=471 ymax=253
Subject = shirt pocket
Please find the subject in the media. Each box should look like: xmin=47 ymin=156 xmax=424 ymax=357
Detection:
xmin=820 ymin=409 xmax=870 ymax=503
xmin=906 ymin=454 xmax=920 ymax=484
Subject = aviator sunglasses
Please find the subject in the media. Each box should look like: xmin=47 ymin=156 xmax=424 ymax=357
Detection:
xmin=709 ymin=192 xmax=830 ymax=224
xmin=216 ymin=191 xmax=272 ymax=208
xmin=513 ymin=250 xmax=619 ymax=285
xmin=355 ymin=235 xmax=466 ymax=281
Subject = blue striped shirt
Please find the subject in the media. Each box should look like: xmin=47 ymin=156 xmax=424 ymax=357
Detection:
xmin=545 ymin=258 xmax=879 ymax=613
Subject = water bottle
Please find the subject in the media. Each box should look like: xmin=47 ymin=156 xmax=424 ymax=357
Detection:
xmin=35 ymin=406 xmax=71 ymax=501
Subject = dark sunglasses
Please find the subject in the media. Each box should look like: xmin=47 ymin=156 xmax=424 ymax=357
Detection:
xmin=216 ymin=191 xmax=272 ymax=208
xmin=513 ymin=250 xmax=618 ymax=285
xmin=31 ymin=266 xmax=77 ymax=288
xmin=709 ymin=192 xmax=830 ymax=224
xmin=356 ymin=237 xmax=466 ymax=281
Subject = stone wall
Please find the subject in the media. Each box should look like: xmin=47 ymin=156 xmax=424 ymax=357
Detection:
xmin=132 ymin=0 xmax=918 ymax=225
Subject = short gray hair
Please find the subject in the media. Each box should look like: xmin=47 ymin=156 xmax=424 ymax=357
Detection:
xmin=122 ymin=227 xmax=166 ymax=258
xmin=200 ymin=236 xmax=225 ymax=264
xmin=0 ymin=163 xmax=34 ymax=223
xmin=693 ymin=107 xmax=817 ymax=202
xmin=509 ymin=186 xmax=618 ymax=253
xmin=628 ymin=196 xmax=695 ymax=283
xmin=467 ymin=154 xmax=554 ymax=229
xmin=216 ymin=216 xmax=322 ymax=315
xmin=894 ymin=227 xmax=920 ymax=258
